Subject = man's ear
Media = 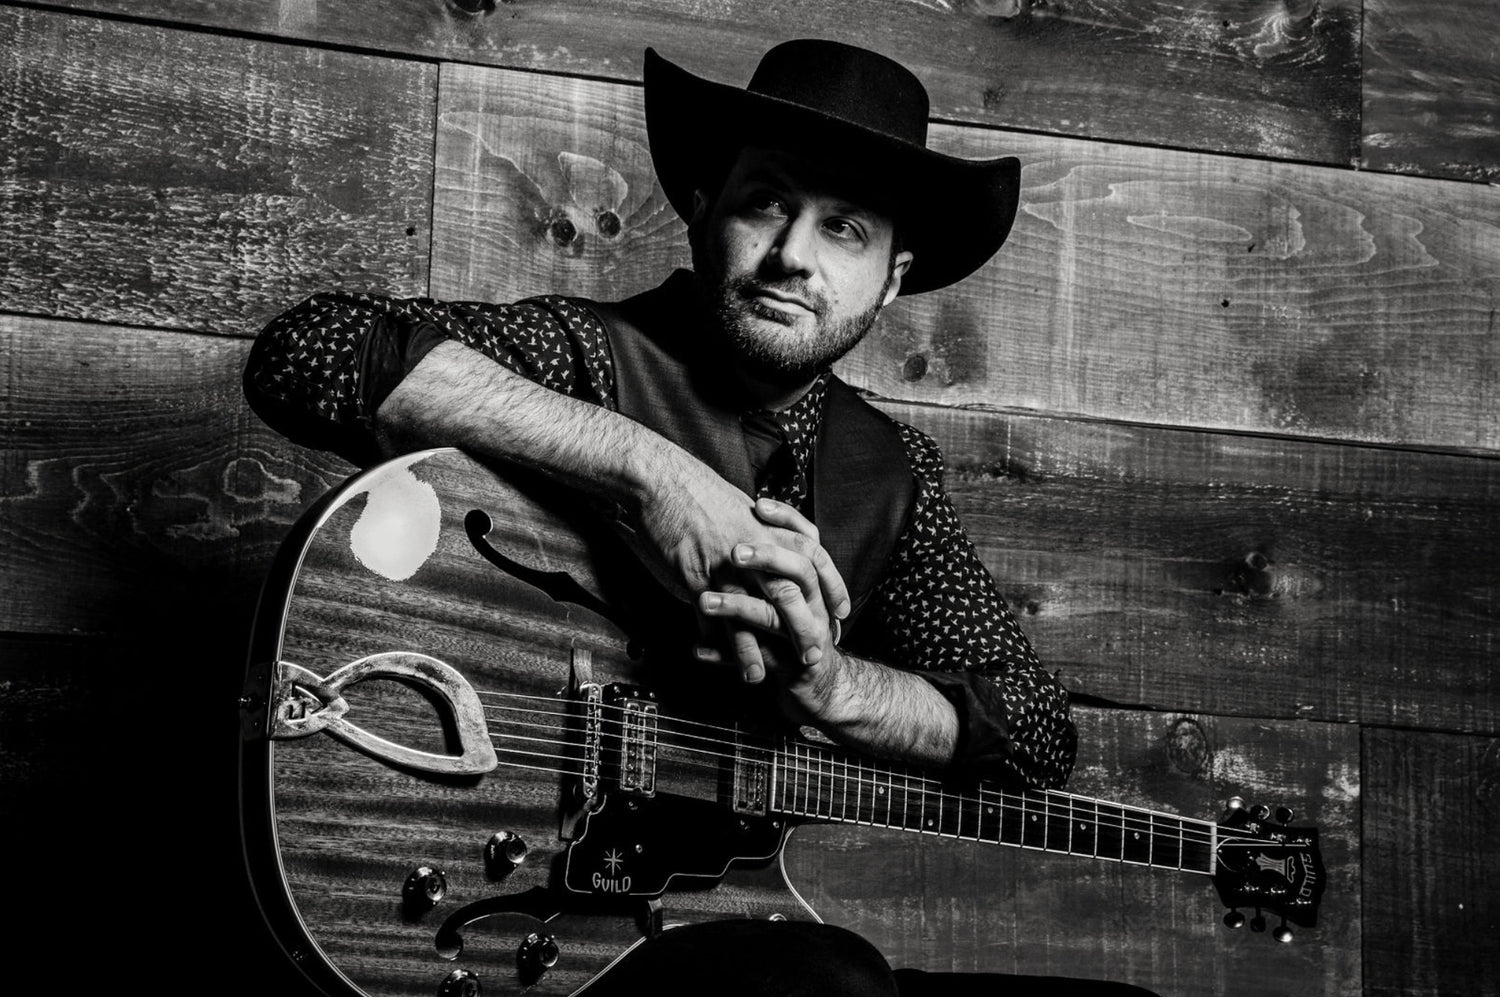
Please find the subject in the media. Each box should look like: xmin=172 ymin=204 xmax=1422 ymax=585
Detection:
xmin=882 ymin=250 xmax=915 ymax=306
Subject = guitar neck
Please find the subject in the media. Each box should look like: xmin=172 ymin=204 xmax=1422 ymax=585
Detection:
xmin=771 ymin=738 xmax=1217 ymax=876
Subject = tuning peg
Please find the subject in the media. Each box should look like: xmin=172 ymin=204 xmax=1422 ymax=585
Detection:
xmin=1274 ymin=805 xmax=1295 ymax=824
xmin=1223 ymin=910 xmax=1246 ymax=929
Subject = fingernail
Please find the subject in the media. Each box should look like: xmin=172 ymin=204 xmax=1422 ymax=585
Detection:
xmin=803 ymin=648 xmax=822 ymax=665
xmin=734 ymin=544 xmax=754 ymax=562
xmin=836 ymin=600 xmax=851 ymax=619
xmin=702 ymin=594 xmax=722 ymax=610
xmin=743 ymin=664 xmax=764 ymax=684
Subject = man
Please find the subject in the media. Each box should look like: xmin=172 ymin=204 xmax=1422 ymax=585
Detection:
xmin=246 ymin=39 xmax=1154 ymax=997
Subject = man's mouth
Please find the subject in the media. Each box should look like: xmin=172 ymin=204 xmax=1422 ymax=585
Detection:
xmin=743 ymin=284 xmax=818 ymax=317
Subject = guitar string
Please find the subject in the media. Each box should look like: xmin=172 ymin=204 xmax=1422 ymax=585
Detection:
xmin=475 ymin=695 xmax=1229 ymax=850
xmin=472 ymin=695 xmax=1234 ymax=852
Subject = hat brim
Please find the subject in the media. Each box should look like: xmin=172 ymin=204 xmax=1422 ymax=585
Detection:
xmin=643 ymin=48 xmax=1020 ymax=296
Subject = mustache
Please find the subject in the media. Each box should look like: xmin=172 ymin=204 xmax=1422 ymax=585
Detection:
xmin=728 ymin=275 xmax=827 ymax=315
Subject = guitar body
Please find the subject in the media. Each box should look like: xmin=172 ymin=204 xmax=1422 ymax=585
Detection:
xmin=240 ymin=449 xmax=815 ymax=997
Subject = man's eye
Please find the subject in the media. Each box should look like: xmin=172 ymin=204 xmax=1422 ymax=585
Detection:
xmin=824 ymin=219 xmax=865 ymax=242
xmin=748 ymin=194 xmax=786 ymax=215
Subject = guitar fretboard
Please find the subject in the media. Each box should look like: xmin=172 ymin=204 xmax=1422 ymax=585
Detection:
xmin=773 ymin=739 xmax=1217 ymax=874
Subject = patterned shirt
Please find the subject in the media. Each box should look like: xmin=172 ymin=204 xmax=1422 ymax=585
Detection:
xmin=244 ymin=275 xmax=1076 ymax=789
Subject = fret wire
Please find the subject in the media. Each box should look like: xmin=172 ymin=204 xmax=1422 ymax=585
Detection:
xmin=852 ymin=755 xmax=864 ymax=821
xmin=837 ymin=752 xmax=846 ymax=820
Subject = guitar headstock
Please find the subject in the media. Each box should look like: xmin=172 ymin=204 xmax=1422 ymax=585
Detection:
xmin=1211 ymin=797 xmax=1325 ymax=942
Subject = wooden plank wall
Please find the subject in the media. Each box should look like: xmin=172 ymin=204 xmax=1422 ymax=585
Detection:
xmin=2 ymin=2 xmax=1495 ymax=995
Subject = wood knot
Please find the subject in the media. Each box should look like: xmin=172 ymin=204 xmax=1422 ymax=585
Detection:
xmin=1215 ymin=550 xmax=1274 ymax=597
xmin=448 ymin=0 xmax=495 ymax=13
xmin=1164 ymin=717 xmax=1212 ymax=778
xmin=901 ymin=354 xmax=928 ymax=382
xmin=548 ymin=214 xmax=578 ymax=248
xmin=594 ymin=210 xmax=621 ymax=238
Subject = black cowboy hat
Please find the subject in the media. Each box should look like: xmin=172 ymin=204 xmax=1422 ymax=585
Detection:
xmin=643 ymin=39 xmax=1021 ymax=295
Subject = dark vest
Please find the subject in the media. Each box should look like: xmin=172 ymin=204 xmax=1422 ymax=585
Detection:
xmin=580 ymin=274 xmax=917 ymax=638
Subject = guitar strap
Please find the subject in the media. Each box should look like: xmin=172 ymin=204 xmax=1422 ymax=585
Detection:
xmin=580 ymin=271 xmax=917 ymax=639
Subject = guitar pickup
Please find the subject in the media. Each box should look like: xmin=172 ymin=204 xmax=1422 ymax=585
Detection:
xmin=583 ymin=682 xmax=658 ymax=796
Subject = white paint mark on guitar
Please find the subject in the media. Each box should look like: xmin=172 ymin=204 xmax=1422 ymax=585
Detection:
xmin=349 ymin=456 xmax=441 ymax=580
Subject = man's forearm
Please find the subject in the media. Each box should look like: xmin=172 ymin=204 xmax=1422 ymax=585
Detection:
xmin=377 ymin=339 xmax=659 ymax=509
xmin=787 ymin=648 xmax=960 ymax=768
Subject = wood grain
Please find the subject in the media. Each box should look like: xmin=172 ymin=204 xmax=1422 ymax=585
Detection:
xmin=1362 ymin=728 xmax=1500 ymax=997
xmin=0 ymin=314 xmax=353 ymax=635
xmin=0 ymin=6 xmax=434 ymax=336
xmin=789 ymin=707 xmax=1361 ymax=996
xmin=431 ymin=64 xmax=1500 ymax=453
xmin=1363 ymin=0 xmax=1500 ymax=182
xmin=47 ymin=0 xmax=1362 ymax=164
xmin=881 ymin=399 xmax=1500 ymax=733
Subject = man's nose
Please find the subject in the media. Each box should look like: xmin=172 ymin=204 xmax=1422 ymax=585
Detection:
xmin=768 ymin=216 xmax=816 ymax=276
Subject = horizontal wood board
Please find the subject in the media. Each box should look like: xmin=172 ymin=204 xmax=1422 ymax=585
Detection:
xmin=0 ymin=6 xmax=435 ymax=336
xmin=788 ymin=707 xmax=1361 ymax=995
xmin=1362 ymin=728 xmax=1500 ymax=997
xmin=431 ymin=63 xmax=1500 ymax=454
xmin=881 ymin=399 xmax=1500 ymax=733
xmin=43 ymin=0 xmax=1363 ymax=164
xmin=0 ymin=315 xmax=354 ymax=636
xmin=1362 ymin=0 xmax=1500 ymax=182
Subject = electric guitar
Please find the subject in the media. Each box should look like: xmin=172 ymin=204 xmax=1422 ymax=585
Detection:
xmin=239 ymin=448 xmax=1325 ymax=997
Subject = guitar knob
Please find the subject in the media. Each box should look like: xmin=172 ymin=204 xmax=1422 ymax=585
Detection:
xmin=1273 ymin=923 xmax=1294 ymax=943
xmin=485 ymin=831 xmax=528 ymax=878
xmin=1250 ymin=803 xmax=1271 ymax=821
xmin=1223 ymin=910 xmax=1246 ymax=929
xmin=517 ymin=931 xmax=560 ymax=983
xmin=1222 ymin=797 xmax=1246 ymax=820
xmin=1274 ymin=806 xmax=1295 ymax=824
xmin=439 ymin=969 xmax=482 ymax=997
xmin=403 ymin=865 xmax=448 ymax=914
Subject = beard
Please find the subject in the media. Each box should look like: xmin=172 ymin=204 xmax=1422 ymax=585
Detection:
xmin=698 ymin=270 xmax=888 ymax=388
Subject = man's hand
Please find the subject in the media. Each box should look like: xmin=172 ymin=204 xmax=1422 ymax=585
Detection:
xmin=695 ymin=497 xmax=959 ymax=767
xmin=631 ymin=478 xmax=849 ymax=682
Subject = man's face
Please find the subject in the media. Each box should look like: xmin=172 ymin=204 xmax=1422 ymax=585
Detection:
xmin=690 ymin=147 xmax=914 ymax=393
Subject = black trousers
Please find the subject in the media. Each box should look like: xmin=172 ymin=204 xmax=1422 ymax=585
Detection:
xmin=582 ymin=920 xmax=1162 ymax=996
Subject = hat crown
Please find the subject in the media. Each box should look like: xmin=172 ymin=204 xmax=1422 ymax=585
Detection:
xmin=746 ymin=40 xmax=929 ymax=147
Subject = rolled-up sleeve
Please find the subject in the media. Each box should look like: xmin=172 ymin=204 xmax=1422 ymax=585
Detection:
xmin=243 ymin=290 xmax=614 ymax=465
xmin=855 ymin=424 xmax=1077 ymax=789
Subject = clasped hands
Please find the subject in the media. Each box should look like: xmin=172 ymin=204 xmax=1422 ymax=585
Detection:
xmin=634 ymin=465 xmax=851 ymax=721
xmin=693 ymin=495 xmax=850 ymax=686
